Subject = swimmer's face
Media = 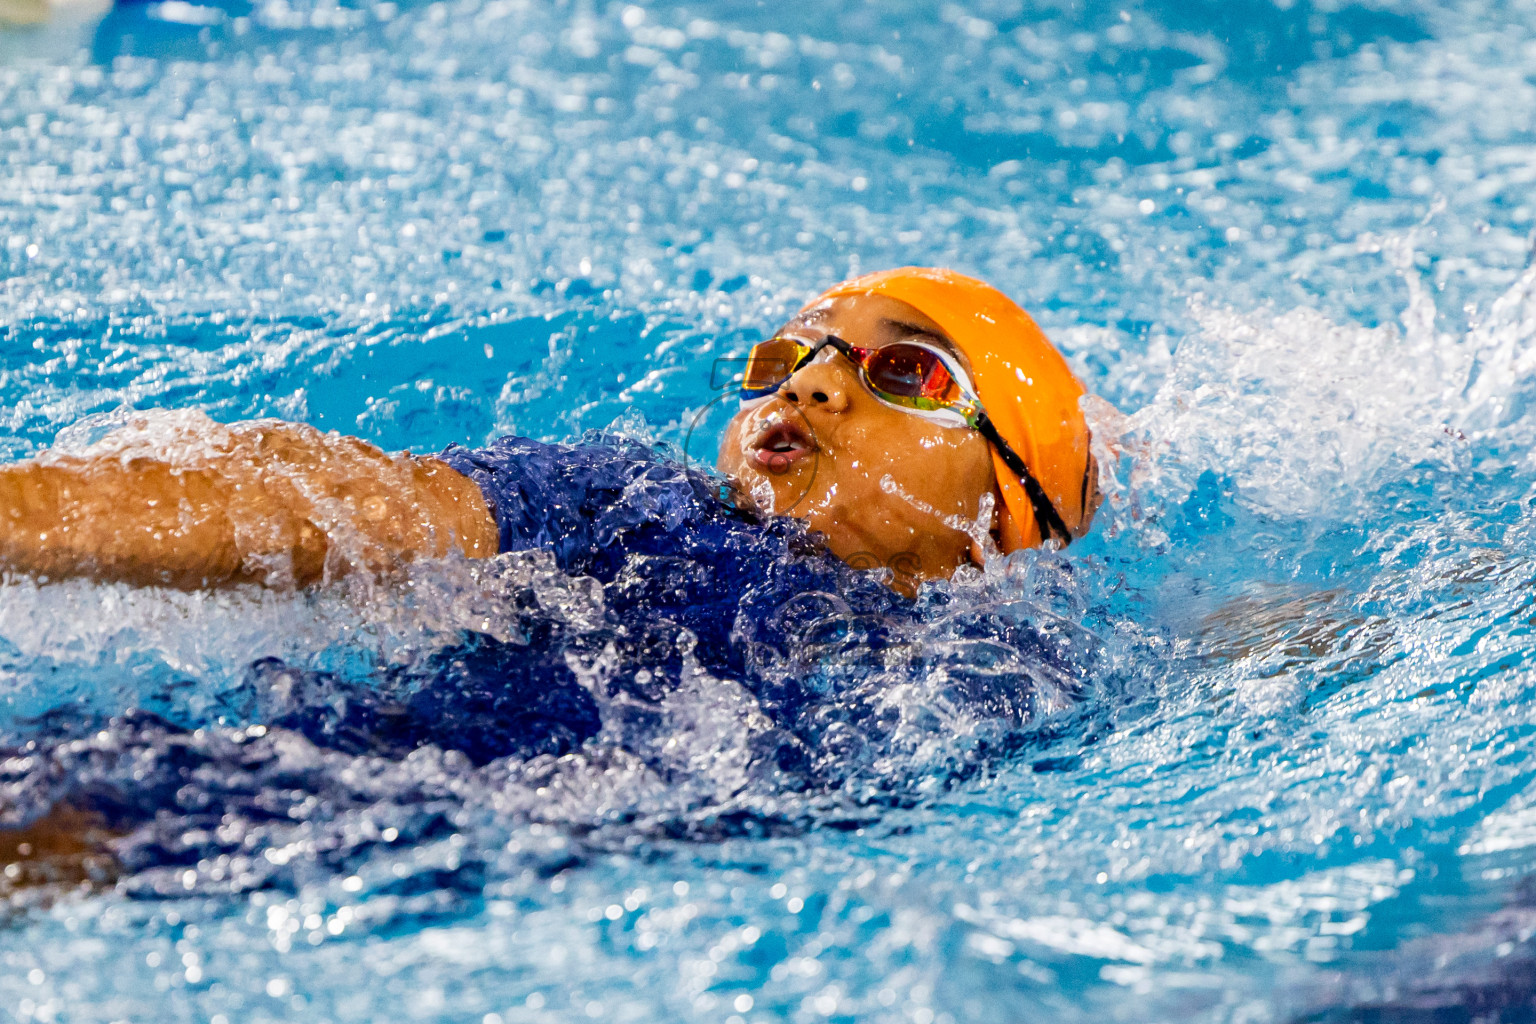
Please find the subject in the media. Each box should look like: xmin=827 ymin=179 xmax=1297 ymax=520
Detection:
xmin=717 ymin=293 xmax=997 ymax=594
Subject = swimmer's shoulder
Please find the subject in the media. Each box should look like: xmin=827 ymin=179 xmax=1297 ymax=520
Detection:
xmin=431 ymin=433 xmax=748 ymax=564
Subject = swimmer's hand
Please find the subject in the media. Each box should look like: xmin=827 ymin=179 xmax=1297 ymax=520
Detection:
xmin=0 ymin=416 xmax=498 ymax=589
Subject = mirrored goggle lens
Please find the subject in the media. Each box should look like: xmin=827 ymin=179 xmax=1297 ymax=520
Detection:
xmin=863 ymin=344 xmax=963 ymax=406
xmin=740 ymin=339 xmax=807 ymax=394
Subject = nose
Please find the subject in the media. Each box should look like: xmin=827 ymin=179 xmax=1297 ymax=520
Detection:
xmin=781 ymin=352 xmax=852 ymax=413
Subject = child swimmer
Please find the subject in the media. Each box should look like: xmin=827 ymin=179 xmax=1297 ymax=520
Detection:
xmin=0 ymin=267 xmax=1101 ymax=594
xmin=0 ymin=268 xmax=1106 ymax=872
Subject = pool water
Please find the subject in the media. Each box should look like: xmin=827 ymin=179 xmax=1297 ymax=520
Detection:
xmin=4 ymin=0 xmax=1536 ymax=1020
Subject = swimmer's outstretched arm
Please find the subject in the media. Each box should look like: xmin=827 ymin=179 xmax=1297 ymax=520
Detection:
xmin=0 ymin=419 xmax=498 ymax=589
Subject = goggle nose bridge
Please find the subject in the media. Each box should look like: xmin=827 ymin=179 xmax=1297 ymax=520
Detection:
xmin=785 ymin=335 xmax=866 ymax=378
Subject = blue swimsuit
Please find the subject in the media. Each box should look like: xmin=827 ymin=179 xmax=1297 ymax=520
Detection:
xmin=242 ymin=434 xmax=1081 ymax=772
xmin=264 ymin=433 xmax=909 ymax=772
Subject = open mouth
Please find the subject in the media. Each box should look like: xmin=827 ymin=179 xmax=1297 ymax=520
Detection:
xmin=748 ymin=418 xmax=816 ymax=471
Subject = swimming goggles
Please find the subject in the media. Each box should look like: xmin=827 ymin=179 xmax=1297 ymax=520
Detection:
xmin=738 ymin=334 xmax=1072 ymax=544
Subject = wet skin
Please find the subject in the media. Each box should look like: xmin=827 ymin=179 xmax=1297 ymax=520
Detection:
xmin=717 ymin=293 xmax=999 ymax=594
xmin=0 ymin=419 xmax=497 ymax=589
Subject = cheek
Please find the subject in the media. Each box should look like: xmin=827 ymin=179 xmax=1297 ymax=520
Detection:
xmin=716 ymin=407 xmax=758 ymax=470
xmin=849 ymin=425 xmax=992 ymax=514
xmin=716 ymin=418 xmax=743 ymax=470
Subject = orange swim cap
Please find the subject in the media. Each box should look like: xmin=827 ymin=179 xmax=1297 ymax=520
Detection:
xmin=811 ymin=267 xmax=1097 ymax=551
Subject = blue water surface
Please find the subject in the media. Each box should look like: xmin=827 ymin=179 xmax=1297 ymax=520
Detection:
xmin=4 ymin=0 xmax=1536 ymax=1021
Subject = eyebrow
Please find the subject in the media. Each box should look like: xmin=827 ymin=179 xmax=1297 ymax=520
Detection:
xmin=879 ymin=318 xmax=959 ymax=354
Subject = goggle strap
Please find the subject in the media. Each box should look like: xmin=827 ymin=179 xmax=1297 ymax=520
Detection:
xmin=975 ymin=412 xmax=1072 ymax=547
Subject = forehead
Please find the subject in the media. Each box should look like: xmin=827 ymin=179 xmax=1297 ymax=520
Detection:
xmin=784 ymin=292 xmax=951 ymax=343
